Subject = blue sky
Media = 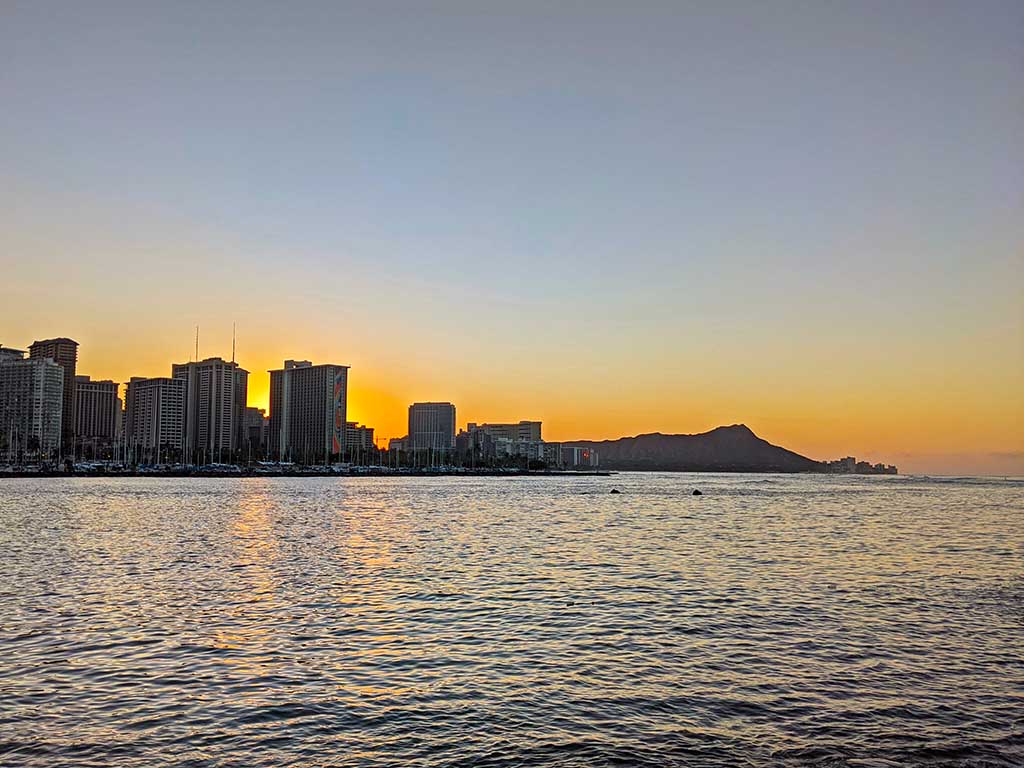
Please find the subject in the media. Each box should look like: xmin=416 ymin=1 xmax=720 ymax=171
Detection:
xmin=2 ymin=1 xmax=1022 ymax=472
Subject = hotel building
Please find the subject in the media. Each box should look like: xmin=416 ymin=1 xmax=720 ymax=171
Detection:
xmin=0 ymin=347 xmax=64 ymax=457
xmin=408 ymin=402 xmax=456 ymax=450
xmin=172 ymin=357 xmax=249 ymax=462
xmin=268 ymin=360 xmax=349 ymax=462
xmin=124 ymin=376 xmax=186 ymax=455
xmin=74 ymin=376 xmax=120 ymax=444
xmin=28 ymin=337 xmax=78 ymax=451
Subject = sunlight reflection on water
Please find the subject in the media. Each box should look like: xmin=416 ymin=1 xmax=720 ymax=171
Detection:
xmin=1 ymin=473 xmax=1022 ymax=767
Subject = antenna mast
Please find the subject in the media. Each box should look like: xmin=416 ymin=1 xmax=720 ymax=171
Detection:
xmin=195 ymin=325 xmax=199 ymax=362
xmin=232 ymin=322 xmax=236 ymax=364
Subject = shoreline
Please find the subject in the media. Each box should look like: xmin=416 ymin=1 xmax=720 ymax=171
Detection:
xmin=0 ymin=468 xmax=614 ymax=479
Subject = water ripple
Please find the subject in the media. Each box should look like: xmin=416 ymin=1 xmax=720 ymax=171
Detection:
xmin=1 ymin=473 xmax=1022 ymax=767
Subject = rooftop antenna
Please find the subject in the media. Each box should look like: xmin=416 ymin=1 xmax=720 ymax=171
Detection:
xmin=195 ymin=325 xmax=199 ymax=362
xmin=231 ymin=322 xmax=236 ymax=365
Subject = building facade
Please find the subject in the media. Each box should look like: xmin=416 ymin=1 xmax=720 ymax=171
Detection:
xmin=268 ymin=359 xmax=349 ymax=463
xmin=0 ymin=349 xmax=64 ymax=458
xmin=28 ymin=337 xmax=78 ymax=451
xmin=124 ymin=377 xmax=186 ymax=459
xmin=243 ymin=407 xmax=268 ymax=459
xmin=561 ymin=445 xmax=599 ymax=468
xmin=408 ymin=402 xmax=456 ymax=450
xmin=75 ymin=376 xmax=120 ymax=444
xmin=346 ymin=421 xmax=375 ymax=452
xmin=172 ymin=357 xmax=249 ymax=463
xmin=457 ymin=421 xmax=546 ymax=464
xmin=467 ymin=421 xmax=542 ymax=442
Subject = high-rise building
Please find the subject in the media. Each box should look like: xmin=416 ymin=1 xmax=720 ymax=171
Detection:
xmin=0 ymin=346 xmax=25 ymax=363
xmin=28 ymin=337 xmax=78 ymax=451
xmin=172 ymin=357 xmax=249 ymax=463
xmin=0 ymin=349 xmax=64 ymax=458
xmin=408 ymin=402 xmax=456 ymax=450
xmin=268 ymin=359 xmax=349 ymax=463
xmin=75 ymin=376 xmax=120 ymax=443
xmin=124 ymin=377 xmax=186 ymax=457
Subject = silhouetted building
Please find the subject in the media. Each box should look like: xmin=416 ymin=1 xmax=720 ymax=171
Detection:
xmin=456 ymin=425 xmax=495 ymax=458
xmin=823 ymin=456 xmax=857 ymax=473
xmin=561 ymin=445 xmax=599 ymax=468
xmin=0 ymin=349 xmax=64 ymax=458
xmin=458 ymin=422 xmax=545 ymax=463
xmin=409 ymin=402 xmax=456 ymax=450
xmin=243 ymin=407 xmax=268 ymax=458
xmin=75 ymin=376 xmax=120 ymax=444
xmin=468 ymin=421 xmax=542 ymax=442
xmin=268 ymin=359 xmax=349 ymax=463
xmin=172 ymin=357 xmax=249 ymax=463
xmin=543 ymin=442 xmax=564 ymax=467
xmin=821 ymin=455 xmax=897 ymax=474
xmin=0 ymin=346 xmax=24 ymax=363
xmin=28 ymin=337 xmax=78 ymax=451
xmin=124 ymin=377 xmax=186 ymax=458
xmin=346 ymin=421 xmax=374 ymax=452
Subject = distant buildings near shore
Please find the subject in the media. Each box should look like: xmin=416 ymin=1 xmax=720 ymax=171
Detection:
xmin=1 ymin=334 xmax=895 ymax=474
xmin=0 ymin=336 xmax=599 ymax=469
xmin=822 ymin=456 xmax=898 ymax=475
xmin=389 ymin=413 xmax=597 ymax=469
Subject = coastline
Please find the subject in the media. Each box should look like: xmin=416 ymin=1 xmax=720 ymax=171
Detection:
xmin=0 ymin=467 xmax=613 ymax=479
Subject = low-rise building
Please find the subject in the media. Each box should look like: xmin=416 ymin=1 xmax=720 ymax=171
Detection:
xmin=458 ymin=421 xmax=546 ymax=464
xmin=467 ymin=421 xmax=542 ymax=442
xmin=243 ymin=407 xmax=268 ymax=458
xmin=561 ymin=445 xmax=599 ymax=468
xmin=346 ymin=422 xmax=375 ymax=452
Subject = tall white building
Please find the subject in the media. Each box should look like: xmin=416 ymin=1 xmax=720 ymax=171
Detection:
xmin=408 ymin=402 xmax=456 ymax=450
xmin=172 ymin=357 xmax=248 ymax=463
xmin=124 ymin=377 xmax=186 ymax=457
xmin=0 ymin=347 xmax=64 ymax=458
xmin=27 ymin=337 xmax=78 ymax=451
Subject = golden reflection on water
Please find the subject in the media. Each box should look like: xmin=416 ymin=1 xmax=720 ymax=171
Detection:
xmin=209 ymin=481 xmax=283 ymax=679
xmin=5 ymin=475 xmax=1022 ymax=767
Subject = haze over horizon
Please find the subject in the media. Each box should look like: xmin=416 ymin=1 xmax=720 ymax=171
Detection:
xmin=3 ymin=1 xmax=1021 ymax=476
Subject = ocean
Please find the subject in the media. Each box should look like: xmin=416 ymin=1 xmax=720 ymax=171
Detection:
xmin=1 ymin=473 xmax=1022 ymax=767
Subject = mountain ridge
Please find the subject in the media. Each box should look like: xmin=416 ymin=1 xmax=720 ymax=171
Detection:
xmin=566 ymin=424 xmax=820 ymax=472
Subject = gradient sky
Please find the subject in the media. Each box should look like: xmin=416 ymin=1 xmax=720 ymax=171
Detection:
xmin=2 ymin=1 xmax=1022 ymax=474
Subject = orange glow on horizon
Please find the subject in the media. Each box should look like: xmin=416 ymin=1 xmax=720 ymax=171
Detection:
xmin=4 ymin=290 xmax=1021 ymax=476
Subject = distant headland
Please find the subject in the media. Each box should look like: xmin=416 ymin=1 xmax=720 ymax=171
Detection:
xmin=566 ymin=425 xmax=897 ymax=474
xmin=0 ymin=422 xmax=897 ymax=477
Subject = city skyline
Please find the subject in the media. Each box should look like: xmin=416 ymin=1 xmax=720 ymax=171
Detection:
xmin=0 ymin=327 xmax=1001 ymax=475
xmin=2 ymin=2 xmax=1021 ymax=475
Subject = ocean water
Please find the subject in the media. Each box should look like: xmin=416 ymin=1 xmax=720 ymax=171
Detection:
xmin=1 ymin=473 xmax=1022 ymax=767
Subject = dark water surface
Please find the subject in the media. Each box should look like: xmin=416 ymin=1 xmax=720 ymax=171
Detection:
xmin=1 ymin=474 xmax=1022 ymax=767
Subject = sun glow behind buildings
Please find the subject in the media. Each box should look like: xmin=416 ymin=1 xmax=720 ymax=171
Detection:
xmin=1 ymin=3 xmax=1021 ymax=474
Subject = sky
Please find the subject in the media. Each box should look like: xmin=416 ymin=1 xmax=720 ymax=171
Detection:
xmin=2 ymin=1 xmax=1021 ymax=475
